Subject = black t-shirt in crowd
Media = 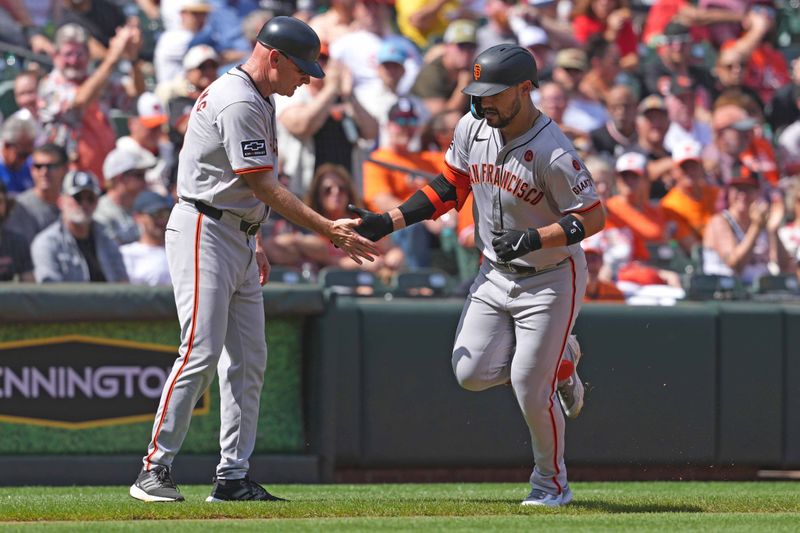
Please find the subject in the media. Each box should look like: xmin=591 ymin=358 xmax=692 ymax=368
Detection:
xmin=59 ymin=0 xmax=126 ymax=48
xmin=313 ymin=115 xmax=353 ymax=173
xmin=75 ymin=231 xmax=107 ymax=282
xmin=0 ymin=228 xmax=33 ymax=281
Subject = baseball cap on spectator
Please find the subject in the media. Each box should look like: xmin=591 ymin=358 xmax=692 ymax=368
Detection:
xmin=666 ymin=75 xmax=694 ymax=97
xmin=728 ymin=165 xmax=761 ymax=188
xmin=518 ymin=26 xmax=550 ymax=49
xmin=133 ymin=190 xmax=173 ymax=215
xmin=137 ymin=92 xmax=168 ymax=129
xmin=103 ymin=148 xmax=156 ymax=181
xmin=712 ymin=104 xmax=758 ymax=132
xmin=183 ymin=44 xmax=220 ymax=71
xmin=179 ymin=0 xmax=213 ymax=12
xmin=377 ymin=40 xmax=408 ymax=65
xmin=443 ymin=20 xmax=478 ymax=45
xmin=63 ymin=169 xmax=101 ymax=196
xmin=663 ymin=21 xmax=691 ymax=42
xmin=555 ymin=48 xmax=588 ymax=71
xmin=672 ymin=139 xmax=703 ymax=165
xmin=388 ymin=97 xmax=419 ymax=126
xmin=637 ymin=94 xmax=667 ymax=114
xmin=615 ymin=152 xmax=648 ymax=176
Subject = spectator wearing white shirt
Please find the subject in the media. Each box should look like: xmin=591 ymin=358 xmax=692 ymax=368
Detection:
xmin=120 ymin=190 xmax=172 ymax=286
xmin=153 ymin=0 xmax=213 ymax=84
xmin=663 ymin=75 xmax=712 ymax=153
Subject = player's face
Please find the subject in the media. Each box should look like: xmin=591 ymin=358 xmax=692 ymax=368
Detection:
xmin=273 ymin=51 xmax=311 ymax=97
xmin=481 ymin=85 xmax=523 ymax=129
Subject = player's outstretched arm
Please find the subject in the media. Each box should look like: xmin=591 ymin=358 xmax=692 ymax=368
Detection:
xmin=242 ymin=170 xmax=380 ymax=264
xmin=349 ymin=174 xmax=459 ymax=242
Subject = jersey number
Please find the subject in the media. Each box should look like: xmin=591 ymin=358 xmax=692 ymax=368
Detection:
xmin=195 ymin=89 xmax=210 ymax=113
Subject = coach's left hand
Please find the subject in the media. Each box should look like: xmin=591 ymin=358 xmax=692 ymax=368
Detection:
xmin=492 ymin=228 xmax=540 ymax=262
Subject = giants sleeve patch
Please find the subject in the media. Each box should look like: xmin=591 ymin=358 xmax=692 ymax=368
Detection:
xmin=241 ymin=139 xmax=267 ymax=157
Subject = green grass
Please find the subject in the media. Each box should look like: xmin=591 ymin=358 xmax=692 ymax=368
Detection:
xmin=1 ymin=482 xmax=799 ymax=531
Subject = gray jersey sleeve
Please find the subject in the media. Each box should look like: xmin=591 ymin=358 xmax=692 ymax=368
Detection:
xmin=444 ymin=114 xmax=475 ymax=177
xmin=545 ymin=153 xmax=601 ymax=215
xmin=216 ymin=101 xmax=275 ymax=175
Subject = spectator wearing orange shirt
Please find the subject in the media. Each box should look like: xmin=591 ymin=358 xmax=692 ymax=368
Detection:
xmin=660 ymin=139 xmax=720 ymax=246
xmin=363 ymin=97 xmax=443 ymax=268
xmin=722 ymin=2 xmax=790 ymax=106
xmin=583 ymin=247 xmax=625 ymax=301
xmin=606 ymin=152 xmax=692 ymax=262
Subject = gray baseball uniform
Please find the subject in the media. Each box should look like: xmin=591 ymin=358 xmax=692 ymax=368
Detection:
xmin=444 ymin=112 xmax=600 ymax=495
xmin=142 ymin=66 xmax=273 ymax=480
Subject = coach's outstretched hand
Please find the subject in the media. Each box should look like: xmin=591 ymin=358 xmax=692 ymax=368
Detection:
xmin=492 ymin=228 xmax=542 ymax=261
xmin=348 ymin=204 xmax=393 ymax=242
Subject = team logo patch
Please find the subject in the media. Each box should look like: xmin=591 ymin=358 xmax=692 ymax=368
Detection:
xmin=572 ymin=159 xmax=581 ymax=171
xmin=474 ymin=63 xmax=481 ymax=80
xmin=524 ymin=150 xmax=534 ymax=162
xmin=241 ymin=139 xmax=267 ymax=157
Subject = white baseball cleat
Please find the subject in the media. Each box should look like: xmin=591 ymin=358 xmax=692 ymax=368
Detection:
xmin=557 ymin=335 xmax=584 ymax=419
xmin=521 ymin=486 xmax=573 ymax=507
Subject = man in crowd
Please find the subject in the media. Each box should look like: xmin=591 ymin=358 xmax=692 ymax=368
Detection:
xmin=590 ymin=84 xmax=639 ymax=158
xmin=31 ymin=170 xmax=128 ymax=283
xmin=411 ymin=19 xmax=477 ymax=115
xmin=94 ymin=147 xmax=155 ymax=245
xmin=120 ymin=190 xmax=172 ymax=286
xmin=38 ymin=23 xmax=143 ymax=185
xmin=631 ymin=95 xmax=673 ymax=199
xmin=3 ymin=144 xmax=67 ymax=248
xmin=663 ymin=75 xmax=712 ymax=152
xmin=0 ymin=181 xmax=33 ymax=282
xmin=550 ymin=48 xmax=607 ymax=133
xmin=0 ymin=113 xmax=36 ymax=194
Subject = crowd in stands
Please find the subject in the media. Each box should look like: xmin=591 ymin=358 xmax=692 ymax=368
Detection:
xmin=0 ymin=0 xmax=799 ymax=304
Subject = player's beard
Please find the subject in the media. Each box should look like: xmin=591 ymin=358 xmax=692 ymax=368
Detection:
xmin=484 ymin=98 xmax=521 ymax=129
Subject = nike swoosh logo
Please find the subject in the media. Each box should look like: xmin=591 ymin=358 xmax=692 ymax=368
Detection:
xmin=510 ymin=234 xmax=525 ymax=252
xmin=475 ymin=137 xmax=489 ymax=142
xmin=571 ymin=221 xmax=580 ymax=234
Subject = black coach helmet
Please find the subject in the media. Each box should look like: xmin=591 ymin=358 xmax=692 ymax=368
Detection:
xmin=257 ymin=16 xmax=325 ymax=78
xmin=463 ymin=44 xmax=539 ymax=97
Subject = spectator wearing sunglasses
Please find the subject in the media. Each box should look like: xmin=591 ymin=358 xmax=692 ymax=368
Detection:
xmin=363 ymin=98 xmax=443 ymax=268
xmin=94 ymin=147 xmax=156 ymax=246
xmin=0 ymin=114 xmax=37 ymax=195
xmin=31 ymin=170 xmax=128 ymax=283
xmin=3 ymin=144 xmax=67 ymax=249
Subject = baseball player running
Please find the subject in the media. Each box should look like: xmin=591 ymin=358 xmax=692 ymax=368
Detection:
xmin=350 ymin=44 xmax=604 ymax=506
xmin=130 ymin=16 xmax=378 ymax=503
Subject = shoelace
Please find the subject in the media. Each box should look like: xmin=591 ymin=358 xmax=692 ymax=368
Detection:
xmin=155 ymin=467 xmax=177 ymax=489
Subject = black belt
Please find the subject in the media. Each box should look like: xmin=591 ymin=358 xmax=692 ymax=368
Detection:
xmin=489 ymin=258 xmax=566 ymax=276
xmin=192 ymin=200 xmax=261 ymax=236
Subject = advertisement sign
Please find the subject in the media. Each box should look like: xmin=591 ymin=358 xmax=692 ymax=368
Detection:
xmin=0 ymin=335 xmax=209 ymax=429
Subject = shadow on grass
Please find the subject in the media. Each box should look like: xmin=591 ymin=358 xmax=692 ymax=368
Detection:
xmin=571 ymin=500 xmax=704 ymax=513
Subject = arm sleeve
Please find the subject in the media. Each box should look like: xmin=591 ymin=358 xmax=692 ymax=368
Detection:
xmin=546 ymin=152 xmax=602 ymax=215
xmin=216 ymin=100 xmax=275 ymax=175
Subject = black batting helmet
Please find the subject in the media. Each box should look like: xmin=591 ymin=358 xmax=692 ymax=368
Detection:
xmin=257 ymin=16 xmax=325 ymax=78
xmin=463 ymin=44 xmax=539 ymax=97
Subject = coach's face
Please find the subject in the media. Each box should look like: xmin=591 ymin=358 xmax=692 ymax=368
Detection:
xmin=480 ymin=81 xmax=530 ymax=129
xmin=270 ymin=50 xmax=311 ymax=97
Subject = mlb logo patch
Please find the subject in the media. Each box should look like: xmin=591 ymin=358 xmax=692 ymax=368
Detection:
xmin=241 ymin=139 xmax=267 ymax=157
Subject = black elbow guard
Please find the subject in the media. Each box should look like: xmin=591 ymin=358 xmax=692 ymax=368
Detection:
xmin=398 ymin=190 xmax=436 ymax=226
xmin=558 ymin=214 xmax=586 ymax=245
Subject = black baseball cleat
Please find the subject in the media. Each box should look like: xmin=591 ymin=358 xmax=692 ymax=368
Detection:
xmin=129 ymin=466 xmax=185 ymax=502
xmin=206 ymin=476 xmax=287 ymax=502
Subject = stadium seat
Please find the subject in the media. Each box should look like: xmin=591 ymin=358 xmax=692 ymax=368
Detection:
xmin=391 ymin=268 xmax=452 ymax=297
xmin=751 ymin=274 xmax=800 ymax=302
xmin=268 ymin=266 xmax=307 ymax=284
xmin=318 ymin=267 xmax=379 ymax=295
xmin=685 ymin=274 xmax=748 ymax=301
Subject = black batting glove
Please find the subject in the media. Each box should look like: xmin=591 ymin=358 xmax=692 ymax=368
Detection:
xmin=348 ymin=204 xmax=393 ymax=242
xmin=491 ymin=228 xmax=542 ymax=262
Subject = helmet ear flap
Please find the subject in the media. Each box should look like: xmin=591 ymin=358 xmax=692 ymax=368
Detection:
xmin=470 ymin=95 xmax=484 ymax=119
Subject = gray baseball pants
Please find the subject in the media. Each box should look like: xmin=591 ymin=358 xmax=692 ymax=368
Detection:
xmin=143 ymin=201 xmax=268 ymax=480
xmin=452 ymin=252 xmax=587 ymax=495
